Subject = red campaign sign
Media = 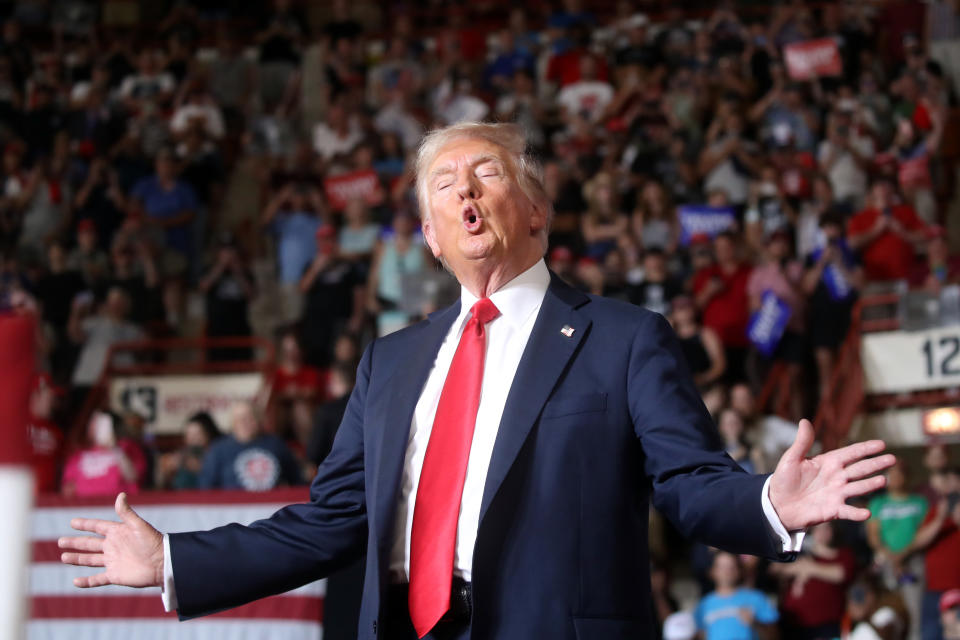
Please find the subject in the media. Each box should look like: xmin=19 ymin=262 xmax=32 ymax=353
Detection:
xmin=323 ymin=169 xmax=381 ymax=211
xmin=783 ymin=38 xmax=843 ymax=81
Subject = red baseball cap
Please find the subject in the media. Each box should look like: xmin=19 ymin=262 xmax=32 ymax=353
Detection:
xmin=941 ymin=589 xmax=960 ymax=613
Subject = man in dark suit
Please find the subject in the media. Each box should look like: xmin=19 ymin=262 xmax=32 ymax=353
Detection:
xmin=60 ymin=123 xmax=894 ymax=640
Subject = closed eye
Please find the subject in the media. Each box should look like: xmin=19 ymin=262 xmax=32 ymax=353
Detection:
xmin=437 ymin=182 xmax=452 ymax=191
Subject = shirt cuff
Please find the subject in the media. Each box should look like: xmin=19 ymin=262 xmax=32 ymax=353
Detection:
xmin=761 ymin=475 xmax=805 ymax=554
xmin=160 ymin=533 xmax=178 ymax=612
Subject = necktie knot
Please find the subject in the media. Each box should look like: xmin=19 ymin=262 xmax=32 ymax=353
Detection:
xmin=470 ymin=298 xmax=500 ymax=326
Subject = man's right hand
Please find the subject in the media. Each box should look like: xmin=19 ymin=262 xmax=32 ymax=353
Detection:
xmin=58 ymin=492 xmax=164 ymax=588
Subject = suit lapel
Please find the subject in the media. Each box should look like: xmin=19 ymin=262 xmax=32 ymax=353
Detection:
xmin=477 ymin=274 xmax=591 ymax=526
xmin=372 ymin=301 xmax=460 ymax=551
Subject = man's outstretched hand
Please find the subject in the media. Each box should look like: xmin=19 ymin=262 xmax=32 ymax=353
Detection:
xmin=58 ymin=492 xmax=164 ymax=588
xmin=769 ymin=419 xmax=895 ymax=532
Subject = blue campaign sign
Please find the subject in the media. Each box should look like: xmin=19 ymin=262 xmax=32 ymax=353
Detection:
xmin=810 ymin=242 xmax=856 ymax=302
xmin=747 ymin=291 xmax=792 ymax=357
xmin=678 ymin=205 xmax=737 ymax=246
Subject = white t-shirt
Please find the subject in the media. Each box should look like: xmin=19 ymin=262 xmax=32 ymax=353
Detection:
xmin=556 ymin=81 xmax=614 ymax=123
xmin=818 ymin=135 xmax=874 ymax=204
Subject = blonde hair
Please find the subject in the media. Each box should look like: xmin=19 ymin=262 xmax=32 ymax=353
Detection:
xmin=414 ymin=122 xmax=553 ymax=237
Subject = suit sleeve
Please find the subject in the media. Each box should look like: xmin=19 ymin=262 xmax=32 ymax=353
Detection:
xmin=168 ymin=342 xmax=374 ymax=619
xmin=628 ymin=312 xmax=786 ymax=559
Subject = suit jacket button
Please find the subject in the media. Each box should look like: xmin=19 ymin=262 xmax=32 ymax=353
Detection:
xmin=372 ymin=619 xmax=377 ymax=635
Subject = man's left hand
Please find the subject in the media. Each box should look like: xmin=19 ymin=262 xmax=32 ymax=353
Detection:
xmin=769 ymin=419 xmax=895 ymax=531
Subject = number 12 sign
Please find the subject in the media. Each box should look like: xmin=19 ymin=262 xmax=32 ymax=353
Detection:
xmin=862 ymin=327 xmax=960 ymax=394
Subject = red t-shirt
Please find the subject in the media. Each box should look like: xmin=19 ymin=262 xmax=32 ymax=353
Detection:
xmin=273 ymin=365 xmax=328 ymax=402
xmin=781 ymin=547 xmax=856 ymax=627
xmin=847 ymin=205 xmax=925 ymax=282
xmin=29 ymin=418 xmax=62 ymax=493
xmin=922 ymin=505 xmax=960 ymax=591
xmin=546 ymin=50 xmax=609 ymax=88
xmin=691 ymin=263 xmax=753 ymax=348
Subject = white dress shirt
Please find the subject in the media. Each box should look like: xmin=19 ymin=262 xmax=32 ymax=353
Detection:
xmin=161 ymin=258 xmax=801 ymax=611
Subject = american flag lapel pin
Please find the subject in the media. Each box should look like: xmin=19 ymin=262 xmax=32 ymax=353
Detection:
xmin=560 ymin=325 xmax=575 ymax=337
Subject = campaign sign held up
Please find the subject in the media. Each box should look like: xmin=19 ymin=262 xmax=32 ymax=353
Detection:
xmin=323 ymin=169 xmax=381 ymax=211
xmin=783 ymin=38 xmax=843 ymax=81
xmin=747 ymin=291 xmax=792 ymax=357
xmin=678 ymin=205 xmax=736 ymax=246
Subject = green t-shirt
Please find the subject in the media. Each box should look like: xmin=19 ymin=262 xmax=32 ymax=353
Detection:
xmin=868 ymin=493 xmax=929 ymax=552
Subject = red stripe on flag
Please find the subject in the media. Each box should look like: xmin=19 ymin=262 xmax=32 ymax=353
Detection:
xmin=30 ymin=594 xmax=324 ymax=621
xmin=32 ymin=540 xmax=61 ymax=562
xmin=35 ymin=488 xmax=310 ymax=508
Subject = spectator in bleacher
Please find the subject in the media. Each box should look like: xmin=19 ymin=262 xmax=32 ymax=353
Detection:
xmin=272 ymin=328 xmax=326 ymax=450
xmin=795 ymin=176 xmax=835 ymax=263
xmin=628 ymin=248 xmax=683 ymax=316
xmin=699 ymin=106 xmax=760 ymax=209
xmin=28 ymin=372 xmax=63 ymax=493
xmin=68 ymin=285 xmax=143 ymax=397
xmin=299 ymin=226 xmax=361 ymax=367
xmin=118 ymin=49 xmax=175 ymax=113
xmin=847 ymin=178 xmax=927 ymax=283
xmin=913 ymin=225 xmax=960 ymax=295
xmin=127 ymin=146 xmax=199 ymax=275
xmin=157 ymin=411 xmax=220 ymax=490
xmin=71 ymin=155 xmax=126 ymax=252
xmin=887 ymin=112 xmax=944 ymax=225
xmin=36 ymin=238 xmax=85 ymax=350
xmin=748 ymin=227 xmax=808 ymax=421
xmin=844 ymin=574 xmax=909 ymax=640
xmin=906 ymin=466 xmax=960 ymax=640
xmin=668 ymin=294 xmax=726 ymax=413
xmin=66 ymin=218 xmax=109 ymax=288
xmin=773 ymin=522 xmax=856 ymax=640
xmin=716 ymin=407 xmax=760 ymax=475
xmin=632 ymin=179 xmax=679 ymax=253
xmin=337 ymin=197 xmax=380 ymax=275
xmin=305 ymin=361 xmax=355 ymax=470
xmin=312 ymin=100 xmax=363 ymax=163
xmin=817 ymin=101 xmax=875 ymax=214
xmin=695 ymin=551 xmax=779 ymax=640
xmin=101 ymin=234 xmax=160 ymax=325
xmin=61 ymin=409 xmax=146 ymax=498
xmin=366 ymin=210 xmax=430 ymax=336
xmin=803 ymin=213 xmax=863 ymax=405
xmin=868 ymin=459 xmax=928 ymax=640
xmin=198 ymin=231 xmax=254 ymax=362
xmin=581 ymin=171 xmax=627 ymax=261
xmin=260 ymin=181 xmax=326 ymax=323
xmin=692 ymin=231 xmax=752 ymax=384
xmin=744 ymin=165 xmax=796 ymax=256
xmin=198 ymin=400 xmax=303 ymax=491
xmin=557 ymin=56 xmax=614 ymax=128
xmin=943 ymin=590 xmax=960 ymax=640
xmin=169 ymin=83 xmax=225 ymax=142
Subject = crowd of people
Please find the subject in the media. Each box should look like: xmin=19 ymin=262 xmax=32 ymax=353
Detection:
xmin=4 ymin=0 xmax=960 ymax=639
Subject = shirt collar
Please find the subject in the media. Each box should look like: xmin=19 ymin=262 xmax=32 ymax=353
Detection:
xmin=459 ymin=259 xmax=550 ymax=330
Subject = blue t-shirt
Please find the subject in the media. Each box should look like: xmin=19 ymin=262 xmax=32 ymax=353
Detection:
xmin=131 ymin=176 xmax=199 ymax=257
xmin=695 ymin=588 xmax=779 ymax=640
xmin=272 ymin=210 xmax=321 ymax=284
xmin=198 ymin=434 xmax=303 ymax=491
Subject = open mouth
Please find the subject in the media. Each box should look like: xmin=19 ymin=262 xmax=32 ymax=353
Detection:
xmin=462 ymin=206 xmax=482 ymax=232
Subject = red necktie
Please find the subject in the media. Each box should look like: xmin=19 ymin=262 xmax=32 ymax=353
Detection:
xmin=408 ymin=297 xmax=500 ymax=637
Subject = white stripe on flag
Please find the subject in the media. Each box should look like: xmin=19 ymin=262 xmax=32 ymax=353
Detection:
xmin=34 ymin=503 xmax=297 ymax=539
xmin=27 ymin=619 xmax=323 ymax=640
xmin=29 ymin=564 xmax=326 ymax=598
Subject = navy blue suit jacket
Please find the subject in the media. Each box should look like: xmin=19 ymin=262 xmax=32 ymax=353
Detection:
xmin=169 ymin=274 xmax=789 ymax=639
